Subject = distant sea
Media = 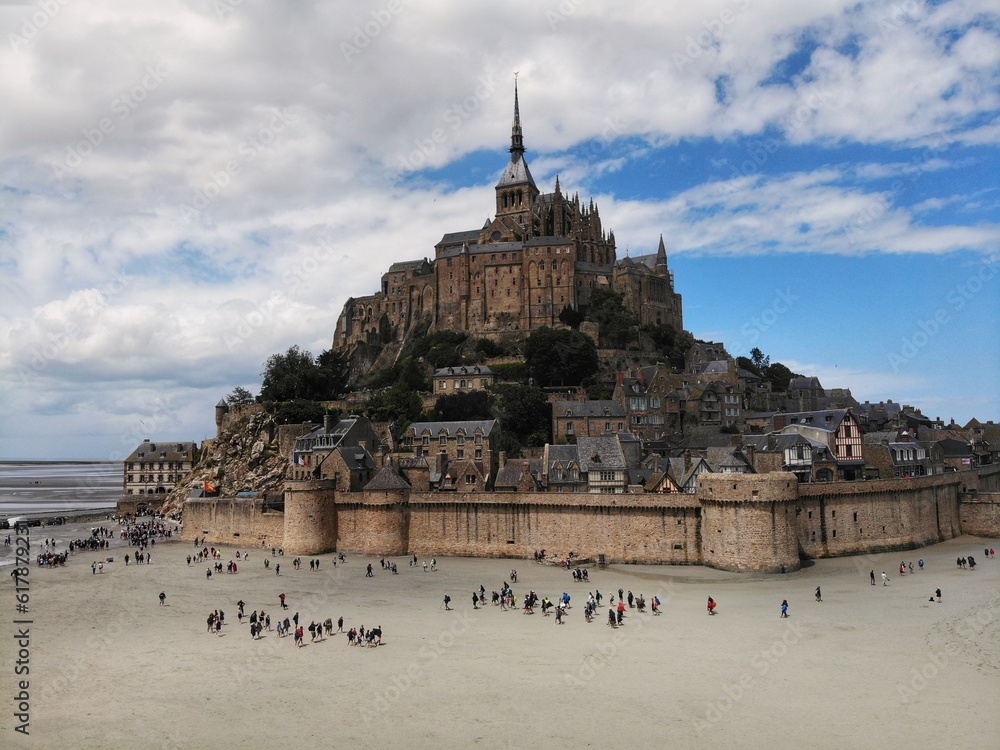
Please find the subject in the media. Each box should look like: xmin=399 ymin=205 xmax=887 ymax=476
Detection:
xmin=0 ymin=461 xmax=121 ymax=516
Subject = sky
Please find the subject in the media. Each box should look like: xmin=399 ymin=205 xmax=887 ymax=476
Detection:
xmin=1 ymin=0 xmax=998 ymax=460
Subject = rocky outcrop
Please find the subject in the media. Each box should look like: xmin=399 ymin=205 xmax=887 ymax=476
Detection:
xmin=163 ymin=411 xmax=290 ymax=514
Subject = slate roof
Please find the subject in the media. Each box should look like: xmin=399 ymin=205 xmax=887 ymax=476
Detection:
xmin=775 ymin=409 xmax=851 ymax=431
xmin=387 ymin=259 xmax=431 ymax=273
xmin=295 ymin=417 xmax=369 ymax=452
xmin=628 ymin=467 xmax=656 ymax=485
xmin=573 ymin=261 xmax=614 ymax=274
xmin=436 ymin=241 xmax=522 ymax=259
xmin=524 ymin=236 xmax=571 ymax=247
xmin=437 ymin=229 xmax=482 ymax=247
xmin=409 ymin=419 xmax=498 ymax=437
xmin=126 ymin=440 xmax=197 ymax=462
xmin=700 ymin=360 xmax=731 ymax=375
xmin=364 ymin=465 xmax=410 ymax=491
xmin=704 ymin=447 xmax=752 ymax=471
xmin=576 ymin=436 xmax=627 ymax=472
xmin=433 ymin=365 xmax=493 ymax=377
xmin=494 ymin=459 xmax=539 ymax=490
xmin=553 ymin=400 xmax=625 ymax=418
xmin=333 ymin=445 xmax=375 ymax=472
xmin=496 ymin=153 xmax=536 ymax=189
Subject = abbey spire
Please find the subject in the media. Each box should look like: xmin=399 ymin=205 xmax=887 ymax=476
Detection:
xmin=510 ymin=75 xmax=525 ymax=158
xmin=495 ymin=75 xmax=538 ymax=222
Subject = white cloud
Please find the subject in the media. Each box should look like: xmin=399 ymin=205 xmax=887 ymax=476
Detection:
xmin=0 ymin=0 xmax=997 ymax=457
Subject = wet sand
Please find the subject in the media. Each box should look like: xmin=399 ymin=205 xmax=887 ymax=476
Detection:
xmin=2 ymin=521 xmax=998 ymax=749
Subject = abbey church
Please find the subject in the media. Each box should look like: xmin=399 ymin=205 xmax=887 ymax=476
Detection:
xmin=334 ymin=83 xmax=683 ymax=352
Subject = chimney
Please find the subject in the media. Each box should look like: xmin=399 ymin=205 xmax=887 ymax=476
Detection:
xmin=324 ymin=413 xmax=336 ymax=433
xmin=683 ymin=450 xmax=691 ymax=470
xmin=499 ymin=451 xmax=506 ymax=470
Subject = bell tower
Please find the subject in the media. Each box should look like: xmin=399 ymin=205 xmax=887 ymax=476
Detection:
xmin=494 ymin=75 xmax=539 ymax=232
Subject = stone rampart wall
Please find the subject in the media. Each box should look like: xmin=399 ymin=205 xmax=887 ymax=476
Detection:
xmin=181 ymin=497 xmax=284 ymax=549
xmin=960 ymin=493 xmax=1000 ymax=538
xmin=796 ymin=474 xmax=963 ymax=558
xmin=183 ymin=467 xmax=1000 ymax=570
xmin=404 ymin=492 xmax=701 ymax=564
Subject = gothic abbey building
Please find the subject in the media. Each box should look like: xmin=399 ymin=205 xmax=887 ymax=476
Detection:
xmin=334 ymin=85 xmax=683 ymax=352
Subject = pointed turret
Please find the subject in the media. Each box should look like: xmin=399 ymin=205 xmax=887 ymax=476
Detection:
xmin=656 ymin=234 xmax=668 ymax=268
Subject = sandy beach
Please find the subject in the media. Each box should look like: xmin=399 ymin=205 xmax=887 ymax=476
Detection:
xmin=2 ymin=520 xmax=998 ymax=749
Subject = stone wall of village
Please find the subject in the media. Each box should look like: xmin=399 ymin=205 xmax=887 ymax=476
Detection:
xmin=958 ymin=464 xmax=1000 ymax=536
xmin=182 ymin=496 xmax=284 ymax=549
xmin=795 ymin=473 xmax=963 ymax=559
xmin=181 ymin=466 xmax=1000 ymax=571
xmin=401 ymin=493 xmax=703 ymax=564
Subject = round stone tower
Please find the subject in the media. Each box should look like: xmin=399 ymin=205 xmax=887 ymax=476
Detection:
xmin=354 ymin=489 xmax=409 ymax=555
xmin=215 ymin=399 xmax=229 ymax=438
xmin=699 ymin=472 xmax=801 ymax=574
xmin=282 ymin=480 xmax=337 ymax=555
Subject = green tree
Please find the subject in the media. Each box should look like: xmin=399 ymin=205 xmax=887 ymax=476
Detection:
xmin=407 ymin=330 xmax=469 ymax=367
xmin=524 ymin=327 xmax=599 ymax=387
xmin=270 ymin=399 xmax=327 ymax=425
xmin=492 ymin=383 xmax=550 ymax=444
xmin=365 ymin=385 xmax=423 ymax=423
xmin=750 ymin=347 xmax=770 ymax=374
xmin=317 ymin=348 xmax=350 ymax=396
xmin=433 ymin=391 xmax=492 ymax=422
xmin=764 ymin=362 xmax=799 ymax=393
xmin=490 ymin=361 xmax=529 ymax=383
xmin=260 ymin=346 xmax=342 ymax=402
xmin=641 ymin=323 xmax=694 ymax=370
xmin=666 ymin=329 xmax=695 ymax=371
xmin=584 ymin=289 xmax=637 ymax=348
xmin=226 ymin=386 xmax=256 ymax=405
xmin=558 ymin=305 xmax=584 ymax=329
xmin=396 ymin=358 xmax=431 ymax=392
